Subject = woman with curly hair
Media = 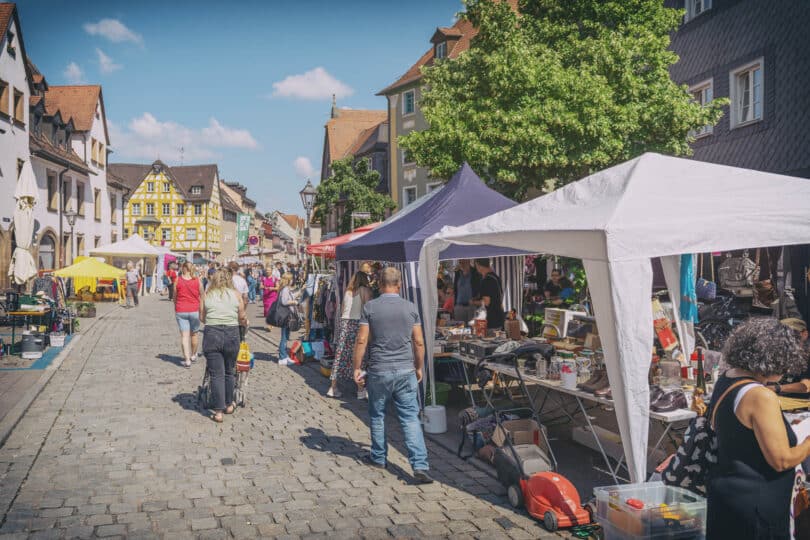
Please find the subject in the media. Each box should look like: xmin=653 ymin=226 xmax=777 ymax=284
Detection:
xmin=327 ymin=271 xmax=372 ymax=399
xmin=708 ymin=317 xmax=810 ymax=539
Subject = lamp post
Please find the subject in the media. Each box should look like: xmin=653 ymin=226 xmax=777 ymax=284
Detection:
xmin=64 ymin=206 xmax=77 ymax=266
xmin=299 ymin=179 xmax=316 ymax=242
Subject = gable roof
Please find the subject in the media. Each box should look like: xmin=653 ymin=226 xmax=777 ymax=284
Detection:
xmin=325 ymin=109 xmax=387 ymax=163
xmin=219 ymin=188 xmax=241 ymax=215
xmin=0 ymin=4 xmax=12 ymax=40
xmin=108 ymin=161 xmax=219 ymax=201
xmin=378 ymin=0 xmax=518 ymax=96
xmin=44 ymin=85 xmax=110 ymax=144
xmin=281 ymin=214 xmax=304 ymax=231
xmin=1 ymin=3 xmax=33 ymax=93
xmin=346 ymin=121 xmax=388 ymax=158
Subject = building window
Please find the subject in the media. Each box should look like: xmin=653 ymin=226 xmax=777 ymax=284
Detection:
xmin=110 ymin=194 xmax=117 ymax=224
xmin=147 ymin=181 xmax=155 ymax=192
xmin=77 ymin=234 xmax=85 ymax=257
xmin=13 ymin=88 xmax=24 ymax=123
xmin=190 ymin=185 xmax=202 ymax=195
xmin=403 ymin=186 xmax=418 ymax=206
xmin=163 ymin=182 xmax=170 ymax=193
xmin=161 ymin=228 xmax=171 ymax=241
xmin=146 ymin=203 xmax=155 ymax=216
xmin=402 ymin=149 xmax=415 ymax=166
xmin=689 ymin=79 xmax=714 ymax=138
xmin=684 ymin=0 xmax=711 ymax=22
xmin=176 ymin=203 xmax=185 ymax=215
xmin=38 ymin=234 xmax=55 ymax=270
xmin=76 ymin=182 xmax=85 ymax=216
xmin=194 ymin=203 xmax=202 ymax=215
xmin=123 ymin=228 xmax=128 ymax=239
xmin=132 ymin=203 xmax=141 ymax=216
xmin=98 ymin=143 xmax=105 ymax=167
xmin=162 ymin=203 xmax=171 ymax=215
xmin=0 ymin=79 xmax=8 ymax=116
xmin=186 ymin=228 xmax=197 ymax=240
xmin=91 ymin=139 xmax=98 ymax=163
xmin=62 ymin=179 xmax=71 ymax=211
xmin=435 ymin=41 xmax=447 ymax=59
xmin=94 ymin=188 xmax=102 ymax=220
xmin=47 ymin=172 xmax=58 ymax=211
xmin=94 ymin=236 xmax=101 ymax=248
xmin=730 ymin=59 xmax=763 ymax=128
xmin=427 ymin=182 xmax=443 ymax=193
xmin=402 ymin=90 xmax=415 ymax=115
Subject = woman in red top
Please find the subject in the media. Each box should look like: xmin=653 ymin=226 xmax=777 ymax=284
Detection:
xmin=174 ymin=262 xmax=205 ymax=367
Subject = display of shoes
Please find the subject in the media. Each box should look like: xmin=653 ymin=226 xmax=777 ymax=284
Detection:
xmin=649 ymin=385 xmax=664 ymax=404
xmin=581 ymin=370 xmax=609 ymax=393
xmin=594 ymin=386 xmax=611 ymax=398
xmin=650 ymin=389 xmax=688 ymax=412
xmin=577 ymin=369 xmax=603 ymax=390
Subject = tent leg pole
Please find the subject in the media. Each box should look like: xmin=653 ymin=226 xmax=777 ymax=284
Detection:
xmin=575 ymin=395 xmax=620 ymax=484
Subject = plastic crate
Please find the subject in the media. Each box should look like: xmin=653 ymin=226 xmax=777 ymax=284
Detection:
xmin=49 ymin=333 xmax=66 ymax=347
xmin=594 ymin=482 xmax=706 ymax=539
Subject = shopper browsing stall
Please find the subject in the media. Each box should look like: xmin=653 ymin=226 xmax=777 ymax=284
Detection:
xmin=708 ymin=318 xmax=810 ymax=539
xmin=543 ymin=269 xmax=574 ymax=305
xmin=327 ymin=271 xmax=373 ymax=399
xmin=768 ymin=318 xmax=810 ymax=396
xmin=474 ymin=258 xmax=505 ymax=330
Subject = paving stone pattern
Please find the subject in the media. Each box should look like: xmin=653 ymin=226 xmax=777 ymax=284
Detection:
xmin=0 ymin=295 xmax=568 ymax=539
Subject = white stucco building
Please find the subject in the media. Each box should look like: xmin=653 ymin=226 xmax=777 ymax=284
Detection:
xmin=0 ymin=3 xmax=30 ymax=287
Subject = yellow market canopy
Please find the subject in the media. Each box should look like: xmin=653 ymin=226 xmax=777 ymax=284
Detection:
xmin=54 ymin=257 xmax=126 ymax=293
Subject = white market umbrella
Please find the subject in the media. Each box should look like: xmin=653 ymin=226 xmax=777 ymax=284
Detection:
xmin=8 ymin=161 xmax=38 ymax=285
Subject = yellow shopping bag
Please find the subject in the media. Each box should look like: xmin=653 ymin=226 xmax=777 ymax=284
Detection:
xmin=237 ymin=341 xmax=251 ymax=372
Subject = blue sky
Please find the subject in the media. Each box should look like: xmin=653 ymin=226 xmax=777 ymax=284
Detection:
xmin=15 ymin=0 xmax=462 ymax=214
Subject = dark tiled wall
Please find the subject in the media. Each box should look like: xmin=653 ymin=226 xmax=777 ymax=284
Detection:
xmin=667 ymin=0 xmax=810 ymax=178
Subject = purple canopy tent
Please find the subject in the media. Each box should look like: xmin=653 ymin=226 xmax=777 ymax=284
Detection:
xmin=336 ymin=164 xmax=530 ymax=415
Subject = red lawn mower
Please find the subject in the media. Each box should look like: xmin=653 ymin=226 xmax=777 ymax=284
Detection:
xmin=477 ymin=344 xmax=594 ymax=532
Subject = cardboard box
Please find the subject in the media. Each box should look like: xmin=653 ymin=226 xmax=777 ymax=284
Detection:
xmin=492 ymin=419 xmax=541 ymax=447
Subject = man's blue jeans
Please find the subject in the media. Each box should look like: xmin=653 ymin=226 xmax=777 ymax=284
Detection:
xmin=366 ymin=369 xmax=429 ymax=471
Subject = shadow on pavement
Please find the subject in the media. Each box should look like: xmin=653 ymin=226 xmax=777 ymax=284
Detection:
xmin=171 ymin=391 xmax=212 ymax=418
xmin=299 ymin=426 xmax=415 ymax=484
xmin=156 ymin=353 xmax=185 ymax=366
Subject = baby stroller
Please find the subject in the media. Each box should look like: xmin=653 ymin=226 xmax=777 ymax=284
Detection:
xmin=197 ymin=327 xmax=251 ymax=410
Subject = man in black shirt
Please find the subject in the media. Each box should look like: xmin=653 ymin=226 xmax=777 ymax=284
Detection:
xmin=474 ymin=258 xmax=505 ymax=330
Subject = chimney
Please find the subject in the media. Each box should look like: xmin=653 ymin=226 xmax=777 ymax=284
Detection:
xmin=331 ymin=94 xmax=338 ymax=119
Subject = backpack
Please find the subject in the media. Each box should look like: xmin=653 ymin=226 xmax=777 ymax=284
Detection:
xmin=662 ymin=378 xmax=754 ymax=495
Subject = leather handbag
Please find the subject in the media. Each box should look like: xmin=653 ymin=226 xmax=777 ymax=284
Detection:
xmin=695 ymin=253 xmax=717 ymax=301
xmin=717 ymin=250 xmax=759 ymax=292
xmin=663 ymin=378 xmax=754 ymax=496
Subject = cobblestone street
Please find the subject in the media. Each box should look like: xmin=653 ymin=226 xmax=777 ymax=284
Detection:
xmin=0 ymin=295 xmax=563 ymax=539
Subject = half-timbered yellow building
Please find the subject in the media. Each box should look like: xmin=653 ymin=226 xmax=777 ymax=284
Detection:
xmin=108 ymin=161 xmax=221 ymax=258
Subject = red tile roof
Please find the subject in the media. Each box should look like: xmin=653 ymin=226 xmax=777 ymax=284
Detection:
xmin=325 ymin=109 xmax=387 ymax=163
xmin=378 ymin=0 xmax=518 ymax=95
xmin=44 ymin=85 xmax=104 ymax=134
xmin=0 ymin=3 xmax=13 ymax=42
xmin=30 ymin=132 xmax=91 ymax=174
xmin=346 ymin=121 xmax=387 ymax=158
xmin=281 ymin=214 xmax=304 ymax=231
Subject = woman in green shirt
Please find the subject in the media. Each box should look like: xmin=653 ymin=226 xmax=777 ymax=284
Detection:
xmin=201 ymin=269 xmax=248 ymax=422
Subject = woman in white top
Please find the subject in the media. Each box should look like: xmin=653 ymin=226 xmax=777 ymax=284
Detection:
xmin=327 ymin=271 xmax=373 ymax=399
xmin=277 ymin=273 xmax=299 ymax=363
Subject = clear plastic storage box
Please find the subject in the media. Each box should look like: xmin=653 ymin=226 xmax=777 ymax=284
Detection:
xmin=593 ymin=482 xmax=706 ymax=539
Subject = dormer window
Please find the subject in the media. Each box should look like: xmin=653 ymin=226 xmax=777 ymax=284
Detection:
xmin=684 ymin=0 xmax=711 ymax=22
xmin=6 ymin=30 xmax=15 ymax=57
xmin=191 ymin=185 xmax=202 ymax=195
xmin=435 ymin=41 xmax=447 ymax=60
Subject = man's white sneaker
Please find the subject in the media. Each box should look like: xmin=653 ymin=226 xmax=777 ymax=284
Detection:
xmin=278 ymin=357 xmax=292 ymax=365
xmin=326 ymin=387 xmax=342 ymax=398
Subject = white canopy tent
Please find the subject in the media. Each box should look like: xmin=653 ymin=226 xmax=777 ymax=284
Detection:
xmin=89 ymin=234 xmax=161 ymax=258
xmin=419 ymin=153 xmax=810 ymax=482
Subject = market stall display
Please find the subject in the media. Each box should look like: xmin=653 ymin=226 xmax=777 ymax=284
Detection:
xmin=419 ymin=152 xmax=810 ymax=482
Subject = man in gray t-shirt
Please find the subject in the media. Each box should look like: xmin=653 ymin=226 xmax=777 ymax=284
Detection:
xmin=353 ymin=267 xmax=432 ymax=484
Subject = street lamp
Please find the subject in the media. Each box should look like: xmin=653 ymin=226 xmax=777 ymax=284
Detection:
xmin=299 ymin=179 xmax=316 ymax=237
xmin=64 ymin=206 xmax=77 ymax=265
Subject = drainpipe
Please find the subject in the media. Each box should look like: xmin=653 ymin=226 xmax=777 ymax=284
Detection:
xmin=57 ymin=165 xmax=69 ymax=267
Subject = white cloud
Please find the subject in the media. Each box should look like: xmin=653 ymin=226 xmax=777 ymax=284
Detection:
xmin=96 ymin=48 xmax=121 ymax=74
xmin=63 ymin=62 xmax=85 ymax=84
xmin=201 ymin=119 xmax=259 ymax=149
xmin=83 ymin=18 xmax=143 ymax=45
xmin=271 ymin=67 xmax=353 ymax=100
xmin=109 ymin=113 xmax=259 ymax=163
xmin=293 ymin=157 xmax=317 ymax=178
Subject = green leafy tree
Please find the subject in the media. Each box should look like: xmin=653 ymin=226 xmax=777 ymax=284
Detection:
xmin=313 ymin=157 xmax=396 ymax=235
xmin=400 ymin=0 xmax=727 ymax=199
